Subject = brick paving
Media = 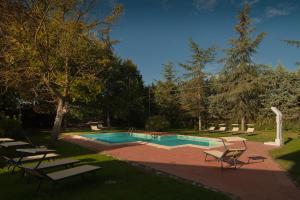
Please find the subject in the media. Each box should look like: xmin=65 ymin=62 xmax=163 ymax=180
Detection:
xmin=64 ymin=135 xmax=300 ymax=200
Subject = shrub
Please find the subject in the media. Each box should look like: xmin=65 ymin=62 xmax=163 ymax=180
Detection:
xmin=255 ymin=116 xmax=300 ymax=131
xmin=145 ymin=115 xmax=170 ymax=131
xmin=0 ymin=115 xmax=22 ymax=138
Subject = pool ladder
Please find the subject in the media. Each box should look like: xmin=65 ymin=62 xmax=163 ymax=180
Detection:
xmin=128 ymin=127 xmax=136 ymax=135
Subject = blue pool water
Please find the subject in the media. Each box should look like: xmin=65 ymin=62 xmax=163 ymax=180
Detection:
xmin=83 ymin=132 xmax=221 ymax=148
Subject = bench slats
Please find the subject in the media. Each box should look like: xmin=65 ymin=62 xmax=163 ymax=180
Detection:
xmin=13 ymin=153 xmax=59 ymax=162
xmin=47 ymin=165 xmax=101 ymax=181
xmin=23 ymin=158 xmax=80 ymax=170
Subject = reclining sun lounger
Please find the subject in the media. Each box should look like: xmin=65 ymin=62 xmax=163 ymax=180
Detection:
xmin=207 ymin=126 xmax=216 ymax=131
xmin=2 ymin=153 xmax=59 ymax=170
xmin=231 ymin=127 xmax=239 ymax=132
xmin=218 ymin=126 xmax=226 ymax=132
xmin=0 ymin=138 xmax=14 ymax=143
xmin=204 ymin=149 xmax=246 ymax=168
xmin=204 ymin=137 xmax=247 ymax=168
xmin=25 ymin=164 xmax=101 ymax=191
xmin=1 ymin=148 xmax=60 ymax=171
xmin=212 ymin=126 xmax=226 ymax=133
xmin=0 ymin=141 xmax=30 ymax=148
xmin=246 ymin=127 xmax=255 ymax=133
xmin=227 ymin=126 xmax=240 ymax=133
xmin=21 ymin=158 xmax=80 ymax=171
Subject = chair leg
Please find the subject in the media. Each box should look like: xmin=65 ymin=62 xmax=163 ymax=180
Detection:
xmin=20 ymin=169 xmax=26 ymax=178
xmin=204 ymin=154 xmax=208 ymax=161
xmin=220 ymin=159 xmax=223 ymax=168
xmin=37 ymin=179 xmax=42 ymax=192
xmin=11 ymin=165 xmax=16 ymax=174
xmin=48 ymin=181 xmax=56 ymax=197
xmin=26 ymin=175 xmax=31 ymax=183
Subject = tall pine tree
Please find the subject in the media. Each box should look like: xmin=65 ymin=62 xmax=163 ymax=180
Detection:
xmin=219 ymin=4 xmax=266 ymax=131
xmin=154 ymin=62 xmax=180 ymax=126
xmin=180 ymin=39 xmax=215 ymax=131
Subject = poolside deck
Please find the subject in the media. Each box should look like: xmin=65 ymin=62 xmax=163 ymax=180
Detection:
xmin=64 ymin=135 xmax=300 ymax=200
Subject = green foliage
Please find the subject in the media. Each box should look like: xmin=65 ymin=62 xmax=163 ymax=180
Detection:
xmin=211 ymin=4 xmax=266 ymax=130
xmin=153 ymin=62 xmax=181 ymax=127
xmin=0 ymin=114 xmax=22 ymax=138
xmin=284 ymin=40 xmax=300 ymax=48
xmin=259 ymin=64 xmax=300 ymax=120
xmin=0 ymin=0 xmax=123 ymax=139
xmin=145 ymin=115 xmax=170 ymax=131
xmin=179 ymin=39 xmax=215 ymax=130
xmin=69 ymin=58 xmax=147 ymax=127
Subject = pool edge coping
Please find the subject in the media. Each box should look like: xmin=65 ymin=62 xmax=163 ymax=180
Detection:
xmin=75 ymin=133 xmax=227 ymax=150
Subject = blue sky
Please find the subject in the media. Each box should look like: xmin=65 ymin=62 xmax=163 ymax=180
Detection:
xmin=98 ymin=0 xmax=300 ymax=84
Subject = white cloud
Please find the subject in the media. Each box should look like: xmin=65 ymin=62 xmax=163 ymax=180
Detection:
xmin=244 ymin=0 xmax=260 ymax=6
xmin=229 ymin=0 xmax=260 ymax=6
xmin=252 ymin=17 xmax=262 ymax=24
xmin=265 ymin=5 xmax=294 ymax=18
xmin=193 ymin=0 xmax=217 ymax=11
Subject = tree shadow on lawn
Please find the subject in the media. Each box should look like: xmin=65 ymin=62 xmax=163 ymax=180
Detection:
xmin=0 ymin=159 xmax=232 ymax=200
xmin=284 ymin=137 xmax=293 ymax=145
xmin=272 ymin=141 xmax=300 ymax=185
xmin=1 ymin=156 xmax=300 ymax=200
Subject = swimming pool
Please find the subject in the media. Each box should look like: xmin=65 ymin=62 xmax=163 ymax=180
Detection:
xmin=82 ymin=132 xmax=222 ymax=148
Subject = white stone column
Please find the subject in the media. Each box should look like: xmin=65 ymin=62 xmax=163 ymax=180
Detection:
xmin=264 ymin=107 xmax=283 ymax=146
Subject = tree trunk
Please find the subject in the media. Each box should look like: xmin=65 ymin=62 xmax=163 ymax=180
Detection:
xmin=51 ymin=56 xmax=70 ymax=143
xmin=198 ymin=114 xmax=202 ymax=131
xmin=241 ymin=116 xmax=245 ymax=132
xmin=107 ymin=110 xmax=111 ymax=128
xmin=52 ymin=98 xmax=65 ymax=142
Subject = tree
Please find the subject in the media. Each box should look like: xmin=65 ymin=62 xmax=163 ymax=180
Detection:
xmin=284 ymin=38 xmax=300 ymax=70
xmin=180 ymin=39 xmax=215 ymax=131
xmin=216 ymin=4 xmax=266 ymax=131
xmin=73 ymin=58 xmax=147 ymax=128
xmin=260 ymin=64 xmax=300 ymax=120
xmin=109 ymin=59 xmax=146 ymax=127
xmin=0 ymin=0 xmax=123 ymax=141
xmin=153 ymin=62 xmax=181 ymax=126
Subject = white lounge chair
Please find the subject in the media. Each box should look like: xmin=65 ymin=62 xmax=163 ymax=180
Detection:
xmin=0 ymin=138 xmax=14 ymax=143
xmin=207 ymin=126 xmax=216 ymax=131
xmin=90 ymin=124 xmax=103 ymax=131
xmin=204 ymin=149 xmax=246 ymax=168
xmin=246 ymin=127 xmax=255 ymax=133
xmin=25 ymin=164 xmax=102 ymax=191
xmin=21 ymin=158 xmax=80 ymax=171
xmin=204 ymin=137 xmax=247 ymax=168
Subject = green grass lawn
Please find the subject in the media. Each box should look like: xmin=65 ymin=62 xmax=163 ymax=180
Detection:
xmin=0 ymin=132 xmax=230 ymax=200
xmin=1 ymin=128 xmax=300 ymax=200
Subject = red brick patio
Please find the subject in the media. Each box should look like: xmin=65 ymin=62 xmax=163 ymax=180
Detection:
xmin=63 ymin=135 xmax=300 ymax=200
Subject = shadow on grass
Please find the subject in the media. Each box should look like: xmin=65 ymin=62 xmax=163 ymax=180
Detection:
xmin=2 ymin=130 xmax=300 ymax=200
xmin=247 ymin=133 xmax=258 ymax=136
xmin=284 ymin=137 xmax=293 ymax=145
xmin=272 ymin=140 xmax=300 ymax=185
xmin=0 ymin=158 xmax=231 ymax=200
xmin=2 ymin=155 xmax=300 ymax=200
